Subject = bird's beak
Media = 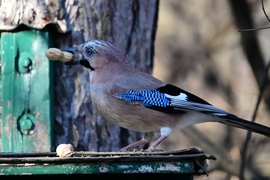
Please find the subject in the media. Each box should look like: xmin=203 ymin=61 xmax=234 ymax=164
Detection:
xmin=61 ymin=47 xmax=81 ymax=65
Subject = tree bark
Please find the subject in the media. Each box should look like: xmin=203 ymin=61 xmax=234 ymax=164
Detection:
xmin=0 ymin=0 xmax=159 ymax=151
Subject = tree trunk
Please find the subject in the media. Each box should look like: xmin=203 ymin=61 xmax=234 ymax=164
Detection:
xmin=0 ymin=0 xmax=159 ymax=151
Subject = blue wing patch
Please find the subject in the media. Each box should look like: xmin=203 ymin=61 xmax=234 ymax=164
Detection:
xmin=115 ymin=84 xmax=232 ymax=116
xmin=116 ymin=90 xmax=171 ymax=107
xmin=115 ymin=85 xmax=186 ymax=114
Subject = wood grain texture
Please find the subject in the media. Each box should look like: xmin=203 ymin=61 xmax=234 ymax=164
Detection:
xmin=1 ymin=31 xmax=54 ymax=152
xmin=0 ymin=0 xmax=159 ymax=152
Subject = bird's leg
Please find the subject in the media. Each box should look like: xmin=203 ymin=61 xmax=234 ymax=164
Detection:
xmin=146 ymin=135 xmax=167 ymax=152
xmin=119 ymin=139 xmax=148 ymax=152
xmin=119 ymin=132 xmax=156 ymax=152
xmin=120 ymin=128 xmax=172 ymax=152
xmin=146 ymin=127 xmax=172 ymax=152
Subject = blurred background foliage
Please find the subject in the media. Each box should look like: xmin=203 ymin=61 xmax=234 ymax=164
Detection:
xmin=153 ymin=0 xmax=270 ymax=179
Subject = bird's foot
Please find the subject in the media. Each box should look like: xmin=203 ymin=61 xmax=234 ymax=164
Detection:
xmin=119 ymin=147 xmax=129 ymax=152
xmin=119 ymin=139 xmax=147 ymax=152
xmin=119 ymin=147 xmax=144 ymax=152
xmin=144 ymin=148 xmax=164 ymax=152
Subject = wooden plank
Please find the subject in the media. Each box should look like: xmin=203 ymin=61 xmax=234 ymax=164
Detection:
xmin=0 ymin=153 xmax=211 ymax=179
xmin=0 ymin=160 xmax=194 ymax=175
xmin=1 ymin=30 xmax=54 ymax=152
xmin=0 ymin=149 xmax=213 ymax=178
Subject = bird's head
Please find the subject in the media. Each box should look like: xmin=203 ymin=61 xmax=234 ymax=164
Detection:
xmin=63 ymin=40 xmax=125 ymax=71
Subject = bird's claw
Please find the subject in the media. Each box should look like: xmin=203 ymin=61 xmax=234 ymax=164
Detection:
xmin=119 ymin=147 xmax=164 ymax=152
xmin=119 ymin=147 xmax=144 ymax=152
xmin=144 ymin=148 xmax=164 ymax=152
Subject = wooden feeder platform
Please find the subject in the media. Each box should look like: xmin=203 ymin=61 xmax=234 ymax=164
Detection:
xmin=0 ymin=147 xmax=216 ymax=179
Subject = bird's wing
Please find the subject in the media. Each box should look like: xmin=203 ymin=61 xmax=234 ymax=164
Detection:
xmin=116 ymin=84 xmax=233 ymax=117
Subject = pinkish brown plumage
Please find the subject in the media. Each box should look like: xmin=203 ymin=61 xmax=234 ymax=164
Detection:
xmin=62 ymin=40 xmax=270 ymax=151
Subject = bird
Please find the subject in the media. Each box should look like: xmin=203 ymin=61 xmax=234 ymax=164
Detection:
xmin=62 ymin=39 xmax=270 ymax=152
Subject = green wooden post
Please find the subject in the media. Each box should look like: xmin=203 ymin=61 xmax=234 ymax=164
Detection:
xmin=1 ymin=29 xmax=54 ymax=152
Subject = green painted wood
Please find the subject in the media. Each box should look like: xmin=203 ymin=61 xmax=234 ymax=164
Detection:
xmin=1 ymin=30 xmax=54 ymax=152
xmin=0 ymin=151 xmax=212 ymax=179
xmin=0 ymin=160 xmax=194 ymax=175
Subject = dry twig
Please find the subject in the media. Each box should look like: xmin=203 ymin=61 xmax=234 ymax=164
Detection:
xmin=238 ymin=60 xmax=270 ymax=179
xmin=238 ymin=0 xmax=270 ymax=32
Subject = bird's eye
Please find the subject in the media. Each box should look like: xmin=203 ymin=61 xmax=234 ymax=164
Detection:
xmin=85 ymin=46 xmax=95 ymax=57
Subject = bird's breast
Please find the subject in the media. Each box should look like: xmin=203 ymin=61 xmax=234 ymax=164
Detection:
xmin=89 ymin=83 xmax=181 ymax=133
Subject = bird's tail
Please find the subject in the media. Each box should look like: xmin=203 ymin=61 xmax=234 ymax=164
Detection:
xmin=217 ymin=114 xmax=270 ymax=137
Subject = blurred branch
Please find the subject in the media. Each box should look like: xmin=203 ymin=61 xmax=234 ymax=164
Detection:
xmin=261 ymin=0 xmax=270 ymax=22
xmin=239 ymin=60 xmax=270 ymax=180
xmin=229 ymin=0 xmax=270 ymax=179
xmin=228 ymin=0 xmax=270 ymax=119
xmin=228 ymin=0 xmax=267 ymax=88
xmin=181 ymin=126 xmax=258 ymax=179
xmin=238 ymin=0 xmax=270 ymax=32
xmin=238 ymin=26 xmax=270 ymax=32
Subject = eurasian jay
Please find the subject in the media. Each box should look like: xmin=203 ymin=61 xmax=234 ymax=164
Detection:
xmin=63 ymin=40 xmax=270 ymax=151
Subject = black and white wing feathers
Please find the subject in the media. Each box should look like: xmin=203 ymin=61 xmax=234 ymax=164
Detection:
xmin=157 ymin=84 xmax=235 ymax=118
xmin=116 ymin=84 xmax=270 ymax=137
xmin=116 ymin=84 xmax=234 ymax=118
